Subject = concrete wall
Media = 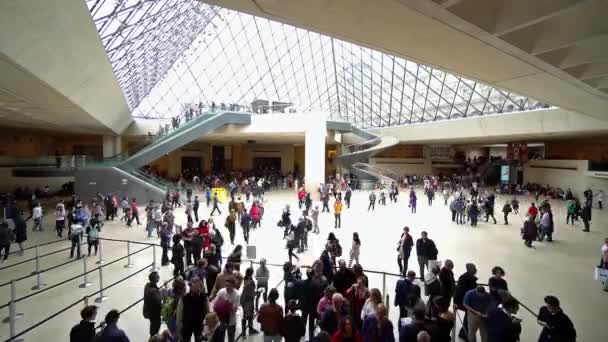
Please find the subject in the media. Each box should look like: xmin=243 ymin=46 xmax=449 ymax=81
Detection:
xmin=369 ymin=157 xmax=432 ymax=175
xmin=523 ymin=160 xmax=608 ymax=197
xmin=0 ymin=168 xmax=73 ymax=192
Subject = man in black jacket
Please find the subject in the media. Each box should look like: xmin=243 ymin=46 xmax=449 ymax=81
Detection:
xmin=333 ymin=260 xmax=356 ymax=295
xmin=394 ymin=270 xmax=421 ymax=319
xmin=177 ymin=276 xmax=210 ymax=342
xmin=453 ymin=263 xmax=478 ymax=342
xmin=143 ymin=271 xmax=163 ymax=337
xmin=537 ymin=296 xmax=577 ymax=342
xmin=70 ymin=305 xmax=98 ymax=342
xmin=415 ymin=231 xmax=438 ymax=281
xmin=300 ymin=268 xmax=327 ymax=340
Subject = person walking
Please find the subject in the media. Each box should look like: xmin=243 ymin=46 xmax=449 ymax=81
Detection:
xmin=334 ymin=199 xmax=343 ymax=229
xmin=368 ymin=192 xmax=376 ymax=211
xmin=143 ymin=271 xmax=163 ymax=337
xmin=454 ymin=263 xmax=478 ymax=341
xmin=240 ymin=209 xmax=251 ymax=244
xmin=349 ymin=232 xmax=361 ymax=267
xmin=215 ymin=278 xmax=240 ymax=342
xmin=32 ymin=202 xmax=43 ymax=231
xmin=210 ymin=193 xmax=222 ymax=216
xmin=311 ymin=205 xmax=320 ymax=234
xmin=566 ymin=199 xmax=576 ymax=225
xmin=176 ymin=276 xmax=209 ymax=342
xmin=410 ymin=190 xmax=418 ymax=213
xmin=0 ymin=223 xmax=11 ymax=262
xmin=322 ymin=192 xmax=330 ymax=213
xmin=522 ymin=215 xmax=537 ymax=248
xmin=344 ymin=187 xmax=352 ymax=209
xmin=225 ymin=210 xmax=237 ymax=245
xmin=502 ymin=201 xmax=512 ymax=225
xmin=13 ymin=212 xmax=27 ymax=255
xmin=416 ymin=231 xmax=438 ymax=281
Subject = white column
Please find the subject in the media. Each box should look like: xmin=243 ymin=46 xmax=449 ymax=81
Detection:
xmin=102 ymin=135 xmax=122 ymax=158
xmin=304 ymin=116 xmax=327 ymax=198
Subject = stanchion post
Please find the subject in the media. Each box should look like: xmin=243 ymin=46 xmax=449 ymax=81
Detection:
xmin=451 ymin=303 xmax=457 ymax=342
xmin=3 ymin=280 xmax=24 ymax=323
xmin=124 ymin=241 xmax=134 ymax=268
xmin=9 ymin=300 xmax=24 ymax=342
xmin=79 ymin=256 xmax=92 ymax=288
xmin=382 ymin=272 xmax=387 ymax=298
xmin=31 ymin=246 xmax=47 ymax=290
xmin=94 ymin=267 xmax=108 ymax=303
xmin=149 ymin=245 xmax=158 ymax=272
xmin=96 ymin=240 xmax=104 ymax=265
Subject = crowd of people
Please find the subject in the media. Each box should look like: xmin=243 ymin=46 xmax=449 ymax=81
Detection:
xmin=1 ymin=169 xmax=604 ymax=342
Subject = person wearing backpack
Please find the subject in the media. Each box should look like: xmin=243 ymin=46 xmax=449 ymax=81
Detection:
xmin=143 ymin=271 xmax=163 ymax=337
xmin=282 ymin=299 xmax=305 ymax=342
xmin=258 ymin=288 xmax=284 ymax=342
xmin=69 ymin=219 xmax=84 ymax=259
xmin=86 ymin=214 xmax=102 ymax=256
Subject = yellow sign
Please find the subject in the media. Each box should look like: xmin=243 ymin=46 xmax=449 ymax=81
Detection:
xmin=212 ymin=187 xmax=229 ymax=202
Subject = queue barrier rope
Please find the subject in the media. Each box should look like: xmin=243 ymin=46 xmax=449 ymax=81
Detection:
xmin=0 ymin=245 xmax=152 ymax=311
xmin=0 ymin=241 xmax=89 ymax=273
xmin=3 ymin=262 xmax=154 ymax=342
xmin=6 ymin=238 xmax=66 ymax=257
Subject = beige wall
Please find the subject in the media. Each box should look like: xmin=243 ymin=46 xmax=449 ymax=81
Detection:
xmin=239 ymin=144 xmax=295 ymax=175
xmin=523 ymin=160 xmax=608 ymax=197
xmin=369 ymin=157 xmax=432 ymax=175
xmin=0 ymin=168 xmax=73 ymax=192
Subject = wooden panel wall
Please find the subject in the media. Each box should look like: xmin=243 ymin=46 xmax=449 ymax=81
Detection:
xmin=545 ymin=138 xmax=608 ymax=160
xmin=374 ymin=144 xmax=423 ymax=158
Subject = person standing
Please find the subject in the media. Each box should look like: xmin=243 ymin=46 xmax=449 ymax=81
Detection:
xmin=255 ymin=259 xmax=270 ymax=310
xmin=486 ymin=297 xmax=521 ymax=342
xmin=311 ymin=205 xmax=320 ymax=234
xmin=522 ymin=215 xmax=537 ymax=248
xmin=13 ymin=211 xmax=27 ymax=255
xmin=94 ymin=310 xmax=131 ymax=341
xmin=536 ymin=296 xmax=576 ymax=342
xmin=176 ymin=276 xmax=209 ymax=342
xmin=597 ymin=190 xmax=604 ymax=209
xmin=581 ymin=202 xmax=592 ymax=232
xmin=502 ymin=201 xmax=512 ymax=225
xmin=130 ymin=198 xmax=140 ymax=226
xmin=539 ymin=208 xmax=554 ymax=242
xmin=368 ymin=192 xmax=376 ymax=211
xmin=240 ymin=268 xmax=260 ymax=337
xmin=171 ymin=234 xmax=185 ymax=278
xmin=70 ymin=305 xmax=98 ymax=342
xmin=527 ymin=203 xmax=538 ymax=221
xmin=193 ymin=196 xmax=200 ymax=222
xmin=463 ymin=286 xmax=492 ymax=342
xmin=397 ymin=227 xmax=414 ymax=276
xmin=322 ymin=192 xmax=330 ymax=213
xmin=454 ymin=263 xmax=478 ymax=341
xmin=257 ymin=288 xmax=284 ymax=342
xmin=361 ymin=304 xmax=394 ymax=342
xmin=334 ymin=199 xmax=343 ymax=229
xmin=566 ymin=199 xmax=576 ymax=225
xmin=69 ymin=219 xmax=84 ymax=259
xmin=282 ymin=300 xmax=306 ymax=342
xmin=410 ymin=190 xmax=418 ymax=213
xmin=143 ymin=271 xmax=163 ymax=338
xmin=0 ymin=223 xmax=11 ymax=262
xmin=415 ymin=231 xmax=438 ymax=281
xmin=438 ymin=259 xmax=455 ymax=302
xmin=225 ymin=210 xmax=237 ymax=245
xmin=86 ymin=214 xmax=102 ymax=256
xmin=56 ymin=200 xmax=66 ymax=237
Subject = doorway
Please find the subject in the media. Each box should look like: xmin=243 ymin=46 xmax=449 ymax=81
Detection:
xmin=253 ymin=157 xmax=281 ymax=175
xmin=212 ymin=146 xmax=225 ymax=173
xmin=181 ymin=156 xmax=202 ymax=175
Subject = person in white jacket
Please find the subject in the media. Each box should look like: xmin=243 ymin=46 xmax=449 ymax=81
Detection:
xmin=32 ymin=203 xmax=43 ymax=231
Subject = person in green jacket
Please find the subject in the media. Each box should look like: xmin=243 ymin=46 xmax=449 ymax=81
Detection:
xmin=566 ymin=199 xmax=576 ymax=225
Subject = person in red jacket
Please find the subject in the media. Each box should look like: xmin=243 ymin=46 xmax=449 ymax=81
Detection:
xmin=331 ymin=316 xmax=362 ymax=342
xmin=297 ymin=188 xmax=306 ymax=209
xmin=250 ymin=203 xmax=261 ymax=229
xmin=528 ymin=203 xmax=538 ymax=221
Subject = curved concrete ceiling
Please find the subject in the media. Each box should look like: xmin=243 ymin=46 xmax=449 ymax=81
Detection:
xmin=201 ymin=0 xmax=608 ymax=120
xmin=0 ymin=0 xmax=132 ymax=133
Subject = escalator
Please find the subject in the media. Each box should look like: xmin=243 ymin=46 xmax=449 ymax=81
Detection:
xmin=334 ymin=123 xmax=399 ymax=188
xmin=75 ymin=111 xmax=251 ymax=202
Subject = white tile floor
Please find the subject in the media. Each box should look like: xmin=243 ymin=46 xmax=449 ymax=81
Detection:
xmin=1 ymin=188 xmax=606 ymax=341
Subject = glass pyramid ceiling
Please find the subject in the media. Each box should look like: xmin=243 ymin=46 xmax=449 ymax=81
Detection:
xmin=86 ymin=0 xmax=550 ymax=128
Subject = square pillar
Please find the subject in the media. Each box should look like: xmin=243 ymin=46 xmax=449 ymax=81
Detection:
xmin=304 ymin=117 xmax=327 ymax=197
xmin=102 ymin=135 xmax=122 ymax=158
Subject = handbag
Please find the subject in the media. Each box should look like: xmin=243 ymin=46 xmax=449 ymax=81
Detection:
xmin=594 ymin=267 xmax=608 ymax=283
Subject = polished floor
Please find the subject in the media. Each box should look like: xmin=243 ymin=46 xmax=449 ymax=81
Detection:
xmin=0 ymin=188 xmax=606 ymax=341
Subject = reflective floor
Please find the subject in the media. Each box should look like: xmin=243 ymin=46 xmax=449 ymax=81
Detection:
xmin=1 ymin=188 xmax=606 ymax=341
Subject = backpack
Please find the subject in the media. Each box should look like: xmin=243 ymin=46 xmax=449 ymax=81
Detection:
xmin=161 ymin=296 xmax=175 ymax=322
xmin=335 ymin=241 xmax=343 ymax=257
xmin=87 ymin=226 xmax=99 ymax=240
xmin=213 ymin=296 xmax=233 ymax=324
